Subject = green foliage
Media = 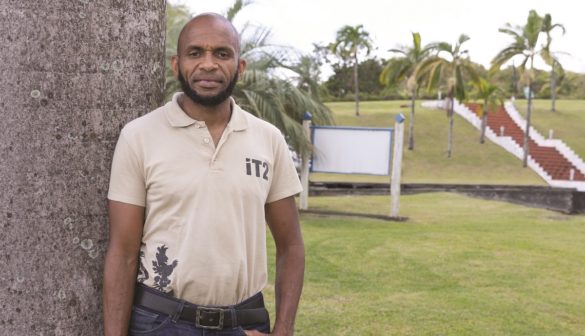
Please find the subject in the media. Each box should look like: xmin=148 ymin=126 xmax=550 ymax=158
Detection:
xmin=471 ymin=77 xmax=506 ymax=143
xmin=164 ymin=3 xmax=191 ymax=100
xmin=316 ymin=10 xmax=584 ymax=101
xmin=234 ymin=69 xmax=332 ymax=153
xmin=491 ymin=10 xmax=546 ymax=76
xmin=471 ymin=77 xmax=506 ymax=113
xmin=379 ymin=32 xmax=433 ymax=90
xmin=277 ymin=52 xmax=325 ymax=101
xmin=329 ymin=24 xmax=373 ymax=65
xmin=421 ymin=34 xmax=478 ymax=101
xmin=324 ymin=58 xmax=386 ymax=99
xmin=264 ymin=194 xmax=585 ymax=335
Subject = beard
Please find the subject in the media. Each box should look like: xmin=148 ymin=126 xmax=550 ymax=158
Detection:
xmin=178 ymin=69 xmax=238 ymax=107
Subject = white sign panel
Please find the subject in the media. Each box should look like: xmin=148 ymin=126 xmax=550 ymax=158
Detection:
xmin=311 ymin=126 xmax=393 ymax=175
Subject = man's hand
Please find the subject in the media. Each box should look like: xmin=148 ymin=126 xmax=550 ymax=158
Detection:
xmin=244 ymin=330 xmax=269 ymax=336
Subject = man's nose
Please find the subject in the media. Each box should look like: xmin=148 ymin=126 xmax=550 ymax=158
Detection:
xmin=199 ymin=52 xmax=218 ymax=70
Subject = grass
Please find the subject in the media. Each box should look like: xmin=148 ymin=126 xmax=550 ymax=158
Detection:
xmin=259 ymin=100 xmax=585 ymax=334
xmin=313 ymin=99 xmax=585 ymax=185
xmin=263 ymin=194 xmax=585 ymax=335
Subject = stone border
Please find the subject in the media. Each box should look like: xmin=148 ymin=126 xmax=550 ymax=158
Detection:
xmin=309 ymin=182 xmax=585 ymax=214
xmin=299 ymin=209 xmax=408 ymax=222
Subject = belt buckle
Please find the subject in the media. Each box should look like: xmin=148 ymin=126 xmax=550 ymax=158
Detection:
xmin=195 ymin=307 xmax=224 ymax=330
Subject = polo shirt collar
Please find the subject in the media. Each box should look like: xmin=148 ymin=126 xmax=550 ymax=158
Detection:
xmin=165 ymin=92 xmax=248 ymax=131
xmin=227 ymin=98 xmax=248 ymax=132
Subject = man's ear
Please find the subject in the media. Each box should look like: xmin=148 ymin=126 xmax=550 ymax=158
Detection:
xmin=171 ymin=55 xmax=179 ymax=80
xmin=238 ymin=58 xmax=247 ymax=78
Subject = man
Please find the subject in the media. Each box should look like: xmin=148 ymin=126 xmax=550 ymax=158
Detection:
xmin=103 ymin=13 xmax=305 ymax=336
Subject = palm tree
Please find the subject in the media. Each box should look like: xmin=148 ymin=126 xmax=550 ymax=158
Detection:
xmin=419 ymin=34 xmax=478 ymax=158
xmin=380 ymin=32 xmax=433 ymax=150
xmin=231 ymin=4 xmax=333 ymax=154
xmin=540 ymin=13 xmax=566 ymax=112
xmin=278 ymin=53 xmax=324 ymax=100
xmin=491 ymin=9 xmax=544 ymax=167
xmin=472 ymin=77 xmax=506 ymax=144
xmin=329 ymin=24 xmax=373 ymax=116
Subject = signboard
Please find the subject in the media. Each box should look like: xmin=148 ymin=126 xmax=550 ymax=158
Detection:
xmin=311 ymin=126 xmax=393 ymax=175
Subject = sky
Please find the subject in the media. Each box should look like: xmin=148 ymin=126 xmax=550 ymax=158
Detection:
xmin=171 ymin=0 xmax=584 ymax=75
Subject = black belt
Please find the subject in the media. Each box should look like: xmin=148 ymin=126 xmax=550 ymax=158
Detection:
xmin=133 ymin=284 xmax=269 ymax=330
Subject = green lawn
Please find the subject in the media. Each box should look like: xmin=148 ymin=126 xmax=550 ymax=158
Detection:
xmin=313 ymin=99 xmax=585 ymax=185
xmin=264 ymin=100 xmax=585 ymax=334
xmin=264 ymin=194 xmax=585 ymax=335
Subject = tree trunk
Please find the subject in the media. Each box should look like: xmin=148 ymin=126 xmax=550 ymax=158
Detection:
xmin=523 ymin=80 xmax=533 ymax=168
xmin=0 ymin=2 xmax=165 ymax=334
xmin=407 ymin=89 xmax=416 ymax=150
xmin=447 ymin=89 xmax=454 ymax=158
xmin=551 ymin=62 xmax=557 ymax=112
xmin=511 ymin=64 xmax=518 ymax=97
xmin=479 ymin=110 xmax=487 ymax=144
xmin=353 ymin=55 xmax=360 ymax=116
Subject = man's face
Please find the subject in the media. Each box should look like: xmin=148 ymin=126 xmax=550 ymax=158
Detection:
xmin=172 ymin=16 xmax=245 ymax=107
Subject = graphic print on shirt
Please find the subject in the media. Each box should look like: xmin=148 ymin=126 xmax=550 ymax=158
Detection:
xmin=152 ymin=245 xmax=178 ymax=292
xmin=245 ymin=157 xmax=269 ymax=180
xmin=137 ymin=250 xmax=149 ymax=283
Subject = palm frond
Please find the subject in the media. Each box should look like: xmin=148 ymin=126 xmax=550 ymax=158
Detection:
xmin=225 ymin=0 xmax=253 ymax=22
xmin=524 ymin=10 xmax=543 ymax=47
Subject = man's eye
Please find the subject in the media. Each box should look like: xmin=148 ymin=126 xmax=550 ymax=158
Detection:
xmin=189 ymin=51 xmax=201 ymax=57
xmin=217 ymin=51 xmax=230 ymax=58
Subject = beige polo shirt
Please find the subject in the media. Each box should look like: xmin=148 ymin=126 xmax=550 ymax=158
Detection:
xmin=108 ymin=93 xmax=302 ymax=306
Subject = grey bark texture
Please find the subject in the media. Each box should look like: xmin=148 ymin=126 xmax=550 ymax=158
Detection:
xmin=0 ymin=1 xmax=165 ymax=334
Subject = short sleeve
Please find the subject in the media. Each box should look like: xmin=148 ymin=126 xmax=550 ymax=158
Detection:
xmin=266 ymin=132 xmax=303 ymax=203
xmin=107 ymin=131 xmax=146 ymax=206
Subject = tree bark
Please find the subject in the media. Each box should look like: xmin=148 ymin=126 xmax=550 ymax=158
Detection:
xmin=0 ymin=1 xmax=165 ymax=334
xmin=522 ymin=57 xmax=535 ymax=168
xmin=523 ymin=80 xmax=533 ymax=168
xmin=551 ymin=62 xmax=557 ymax=112
xmin=407 ymin=89 xmax=416 ymax=150
xmin=480 ymin=102 xmax=487 ymax=144
xmin=353 ymin=54 xmax=360 ymax=116
xmin=447 ymin=89 xmax=454 ymax=158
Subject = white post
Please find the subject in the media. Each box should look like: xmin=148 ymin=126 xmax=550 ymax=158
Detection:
xmin=570 ymin=168 xmax=575 ymax=181
xmin=549 ymin=129 xmax=554 ymax=139
xmin=299 ymin=112 xmax=312 ymax=210
xmin=500 ymin=126 xmax=505 ymax=137
xmin=390 ymin=114 xmax=406 ymax=217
